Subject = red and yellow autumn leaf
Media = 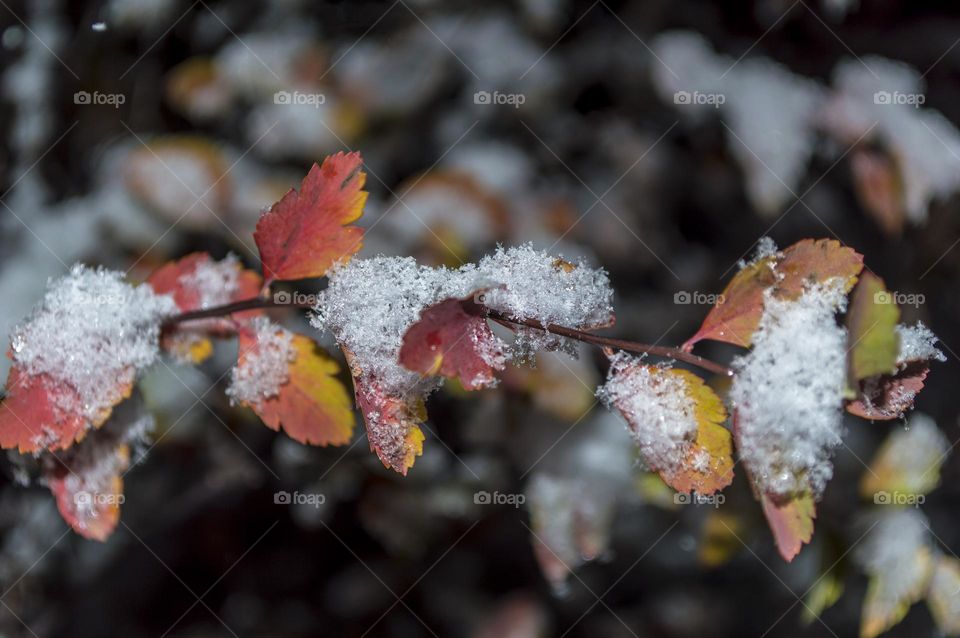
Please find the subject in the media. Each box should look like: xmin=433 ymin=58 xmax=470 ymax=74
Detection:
xmin=236 ymin=330 xmax=355 ymax=446
xmin=659 ymin=369 xmax=734 ymax=495
xmin=398 ymin=295 xmax=506 ymax=390
xmin=254 ymin=151 xmax=367 ymax=283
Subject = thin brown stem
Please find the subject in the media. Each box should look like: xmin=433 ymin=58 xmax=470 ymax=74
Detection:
xmin=484 ymin=311 xmax=733 ymax=377
xmin=162 ymin=295 xmax=733 ymax=377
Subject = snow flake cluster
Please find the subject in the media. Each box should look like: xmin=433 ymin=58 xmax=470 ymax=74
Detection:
xmin=897 ymin=322 xmax=946 ymax=365
xmin=181 ymin=253 xmax=242 ymax=310
xmin=731 ymin=280 xmax=849 ymax=499
xmin=226 ymin=317 xmax=296 ymax=407
xmin=10 ymin=264 xmax=177 ymax=424
xmin=596 ymin=352 xmax=697 ymax=474
xmin=312 ymin=244 xmax=613 ymax=395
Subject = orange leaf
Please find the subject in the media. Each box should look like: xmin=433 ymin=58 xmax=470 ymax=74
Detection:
xmin=399 ymin=295 xmax=506 ymax=390
xmin=0 ymin=365 xmax=131 ymax=453
xmin=237 ymin=330 xmax=355 ymax=446
xmin=254 ymin=152 xmax=367 ymax=283
xmin=761 ymin=492 xmax=816 ymax=562
xmin=684 ymin=238 xmax=863 ymax=350
xmin=774 ymin=238 xmax=863 ymax=300
xmin=683 ymin=252 xmax=778 ymax=350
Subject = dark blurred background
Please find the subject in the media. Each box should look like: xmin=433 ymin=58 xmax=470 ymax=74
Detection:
xmin=1 ymin=0 xmax=959 ymax=636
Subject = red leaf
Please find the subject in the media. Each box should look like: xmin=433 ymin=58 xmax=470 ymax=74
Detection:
xmin=236 ymin=328 xmax=355 ymax=446
xmin=0 ymin=365 xmax=130 ymax=453
xmin=47 ymin=443 xmax=130 ymax=542
xmin=399 ymin=296 xmax=506 ymax=390
xmin=846 ymin=361 xmax=931 ymax=421
xmin=254 ymin=152 xmax=367 ymax=283
xmin=147 ymin=252 xmax=264 ymax=362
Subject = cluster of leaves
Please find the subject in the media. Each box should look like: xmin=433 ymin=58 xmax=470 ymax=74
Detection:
xmin=0 ymin=151 xmax=945 ymax=605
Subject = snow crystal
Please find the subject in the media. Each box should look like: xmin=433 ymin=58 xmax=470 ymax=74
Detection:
xmin=857 ymin=509 xmax=931 ymax=605
xmin=312 ymin=245 xmax=613 ymax=395
xmin=897 ymin=322 xmax=946 ymax=364
xmin=731 ymin=280 xmax=849 ymax=499
xmin=183 ymin=253 xmax=241 ymax=309
xmin=10 ymin=264 xmax=177 ymax=425
xmin=597 ymin=352 xmax=697 ymax=474
xmin=226 ymin=317 xmax=295 ymax=407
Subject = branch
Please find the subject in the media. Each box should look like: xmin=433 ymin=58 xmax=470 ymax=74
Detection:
xmin=484 ymin=310 xmax=733 ymax=377
xmin=162 ymin=296 xmax=733 ymax=377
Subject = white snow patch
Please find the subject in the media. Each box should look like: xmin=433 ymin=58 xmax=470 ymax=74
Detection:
xmin=226 ymin=317 xmax=296 ymax=407
xmin=731 ymin=280 xmax=848 ymax=498
xmin=597 ymin=352 xmax=697 ymax=474
xmin=897 ymin=322 xmax=946 ymax=364
xmin=312 ymin=244 xmax=613 ymax=395
xmin=10 ymin=264 xmax=177 ymax=424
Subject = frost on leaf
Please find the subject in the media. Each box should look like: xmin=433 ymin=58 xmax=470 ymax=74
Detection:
xmin=399 ymin=295 xmax=507 ymax=390
xmin=43 ymin=396 xmax=155 ymax=541
xmin=860 ymin=413 xmax=949 ymax=499
xmin=927 ymin=555 xmax=960 ymax=636
xmin=0 ymin=265 xmax=176 ymax=452
xmin=732 ymin=280 xmax=848 ymax=500
xmin=847 ymin=322 xmax=945 ymax=421
xmin=147 ymin=252 xmax=263 ymax=363
xmin=229 ymin=318 xmax=354 ymax=446
xmin=314 ymin=246 xmax=612 ymax=473
xmin=598 ymin=352 xmax=733 ymax=494
xmin=846 ymin=272 xmax=900 ymax=385
xmin=347 ymin=352 xmax=426 ymax=475
xmin=684 ymin=238 xmax=862 ymax=351
xmin=857 ymin=509 xmax=933 ymax=638
xmin=254 ymin=151 xmax=367 ymax=283
xmin=731 ymin=280 xmax=849 ymax=560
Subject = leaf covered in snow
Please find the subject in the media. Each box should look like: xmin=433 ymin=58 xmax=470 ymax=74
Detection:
xmin=858 ymin=509 xmax=933 ymax=638
xmin=598 ymin=352 xmax=733 ymax=495
xmin=685 ymin=238 xmax=863 ymax=350
xmin=228 ymin=318 xmax=354 ymax=446
xmin=847 ymin=323 xmax=945 ymax=420
xmin=0 ymin=265 xmax=176 ymax=452
xmin=860 ymin=413 xmax=949 ymax=499
xmin=254 ymin=151 xmax=367 ymax=283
